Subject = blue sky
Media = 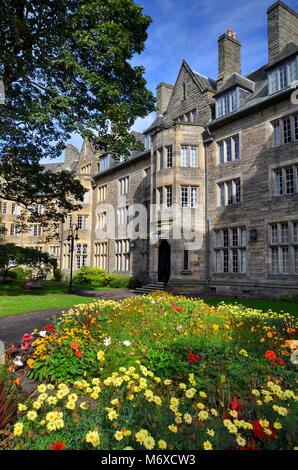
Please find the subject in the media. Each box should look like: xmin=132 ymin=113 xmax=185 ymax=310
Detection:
xmin=52 ymin=0 xmax=298 ymax=158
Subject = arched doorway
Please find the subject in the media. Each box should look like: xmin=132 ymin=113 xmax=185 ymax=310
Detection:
xmin=158 ymin=240 xmax=171 ymax=283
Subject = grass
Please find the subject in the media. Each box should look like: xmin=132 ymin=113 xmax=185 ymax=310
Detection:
xmin=0 ymin=280 xmax=97 ymax=316
xmin=203 ymin=297 xmax=298 ymax=317
xmin=41 ymin=280 xmax=120 ymax=290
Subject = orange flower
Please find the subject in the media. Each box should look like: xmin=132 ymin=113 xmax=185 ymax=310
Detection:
xmin=70 ymin=343 xmax=79 ymax=350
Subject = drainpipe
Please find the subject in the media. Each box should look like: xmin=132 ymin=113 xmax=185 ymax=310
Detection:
xmin=204 ymin=127 xmax=213 ymax=296
xmin=90 ymin=179 xmax=96 ymax=267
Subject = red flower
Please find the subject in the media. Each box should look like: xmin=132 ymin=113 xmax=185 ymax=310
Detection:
xmin=252 ymin=420 xmax=266 ymax=439
xmin=75 ymin=350 xmax=82 ymax=358
xmin=231 ymin=397 xmax=244 ymax=411
xmin=52 ymin=440 xmax=65 ymax=450
xmin=45 ymin=325 xmax=55 ymax=332
xmin=71 ymin=342 xmax=79 ymax=350
xmin=189 ymin=353 xmax=202 ymax=364
xmin=277 ymin=358 xmax=283 ymax=365
xmin=265 ymin=350 xmax=276 ymax=361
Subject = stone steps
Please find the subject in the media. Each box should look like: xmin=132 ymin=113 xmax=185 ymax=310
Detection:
xmin=131 ymin=282 xmax=166 ymax=295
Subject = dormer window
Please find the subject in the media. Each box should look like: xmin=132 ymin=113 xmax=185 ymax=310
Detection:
xmin=99 ymin=154 xmax=110 ymax=172
xmin=144 ymin=133 xmax=151 ymax=150
xmin=267 ymin=55 xmax=297 ymax=95
xmin=216 ymin=88 xmax=239 ymax=118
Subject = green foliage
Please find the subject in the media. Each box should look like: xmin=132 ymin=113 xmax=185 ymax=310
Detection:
xmin=5 ymin=267 xmax=31 ymax=280
xmin=53 ymin=268 xmax=61 ymax=282
xmin=280 ymin=293 xmax=298 ymax=303
xmin=72 ymin=266 xmax=135 ymax=288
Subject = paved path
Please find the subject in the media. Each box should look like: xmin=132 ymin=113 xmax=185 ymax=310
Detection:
xmin=0 ymin=288 xmax=136 ymax=345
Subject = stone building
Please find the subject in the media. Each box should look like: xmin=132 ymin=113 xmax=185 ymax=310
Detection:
xmin=1 ymin=1 xmax=297 ymax=299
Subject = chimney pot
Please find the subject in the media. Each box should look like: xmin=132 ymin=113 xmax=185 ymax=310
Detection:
xmin=227 ymin=28 xmax=232 ymax=36
xmin=232 ymin=32 xmax=236 ymax=39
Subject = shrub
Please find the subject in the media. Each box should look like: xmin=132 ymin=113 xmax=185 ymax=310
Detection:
xmin=3 ymin=267 xmax=31 ymax=280
xmin=72 ymin=266 xmax=136 ymax=288
xmin=53 ymin=268 xmax=61 ymax=282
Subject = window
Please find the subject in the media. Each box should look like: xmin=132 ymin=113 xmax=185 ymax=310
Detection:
xmin=95 ymin=242 xmax=108 ymax=270
xmin=98 ymin=212 xmax=107 ymax=230
xmin=117 ymin=207 xmax=128 ymax=225
xmin=269 ymin=221 xmax=298 ymax=274
xmin=2 ymin=202 xmax=7 ymax=214
xmin=180 ymin=186 xmax=198 ymax=208
xmin=182 ymin=82 xmax=186 ymax=101
xmin=190 ymin=147 xmax=198 ymax=168
xmin=226 ymin=139 xmax=232 ymax=161
xmin=119 ymin=176 xmax=129 ymax=195
xmin=98 ymin=185 xmax=107 ymax=202
xmin=216 ymin=88 xmax=238 ymax=118
xmin=181 ymin=146 xmax=188 ymax=167
xmin=272 ymin=114 xmax=298 ymax=146
xmin=83 ymin=191 xmax=90 ymax=204
xmin=166 ymin=186 xmax=172 ymax=207
xmin=183 ymin=249 xmax=189 ymax=271
xmin=166 ymin=146 xmax=173 ymax=168
xmin=83 ymin=215 xmax=89 ymax=230
xmin=273 ymin=165 xmax=298 ymax=196
xmin=268 ymin=56 xmax=298 ymax=94
xmin=29 ymin=224 xmax=42 ymax=236
xmin=217 ymin=135 xmax=240 ymax=163
xmin=77 ymin=215 xmax=83 ymax=230
xmin=10 ymin=224 xmax=19 ymax=236
xmin=144 ymin=133 xmax=151 ymax=150
xmin=218 ymin=179 xmax=241 ymax=206
xmin=67 ymin=215 xmax=72 ymax=230
xmin=50 ymin=246 xmax=60 ymax=258
xmin=99 ymin=154 xmax=110 ymax=172
xmin=115 ymin=240 xmax=130 ymax=272
xmin=234 ymin=136 xmax=240 ymax=160
xmin=11 ymin=204 xmax=20 ymax=215
xmin=214 ymin=227 xmax=246 ymax=274
xmin=283 ymin=118 xmax=291 ymax=144
xmin=76 ymin=244 xmax=88 ymax=269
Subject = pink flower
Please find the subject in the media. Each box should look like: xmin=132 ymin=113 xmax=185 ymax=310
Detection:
xmin=21 ymin=342 xmax=30 ymax=350
xmin=176 ymin=325 xmax=182 ymax=331
xmin=172 ymin=303 xmax=176 ymax=307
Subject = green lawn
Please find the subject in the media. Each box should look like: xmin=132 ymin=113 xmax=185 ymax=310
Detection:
xmin=0 ymin=281 xmax=97 ymax=316
xmin=203 ymin=297 xmax=298 ymax=317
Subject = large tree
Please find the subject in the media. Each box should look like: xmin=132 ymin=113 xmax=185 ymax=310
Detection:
xmin=0 ymin=0 xmax=155 ymax=223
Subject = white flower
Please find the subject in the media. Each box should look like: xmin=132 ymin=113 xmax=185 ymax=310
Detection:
xmin=13 ymin=356 xmax=23 ymax=367
xmin=121 ymin=341 xmax=131 ymax=347
xmin=39 ymin=331 xmax=47 ymax=337
xmin=103 ymin=337 xmax=111 ymax=346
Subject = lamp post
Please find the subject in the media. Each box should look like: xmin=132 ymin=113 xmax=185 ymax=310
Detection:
xmin=67 ymin=223 xmax=79 ymax=293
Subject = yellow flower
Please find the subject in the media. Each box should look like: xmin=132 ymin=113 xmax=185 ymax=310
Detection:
xmin=97 ymin=351 xmax=105 ymax=362
xmin=144 ymin=436 xmax=155 ymax=450
xmin=198 ymin=410 xmax=209 ymax=421
xmin=168 ymin=424 xmax=178 ymax=433
xmin=207 ymin=429 xmax=215 ymax=436
xmin=27 ymin=410 xmax=37 ymax=421
xmin=239 ymin=349 xmax=248 ymax=357
xmin=170 ymin=397 xmax=179 ymax=407
xmin=274 ymin=421 xmax=282 ymax=429
xmin=203 ymin=440 xmax=213 ymax=450
xmin=197 ymin=402 xmax=205 ymax=410
xmin=18 ymin=403 xmax=27 ymax=412
xmin=37 ymin=384 xmax=47 ymax=393
xmin=114 ymin=431 xmax=124 ymax=441
xmin=184 ymin=413 xmax=192 ymax=424
xmin=13 ymin=422 xmax=23 ymax=436
xmin=158 ymin=440 xmax=167 ymax=450
xmin=185 ymin=388 xmax=196 ymax=399
xmin=108 ymin=409 xmax=119 ymax=421
xmin=86 ymin=430 xmax=100 ymax=448
xmin=236 ymin=436 xmax=246 ymax=447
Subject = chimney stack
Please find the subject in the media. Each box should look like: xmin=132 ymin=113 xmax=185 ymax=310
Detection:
xmin=216 ymin=29 xmax=241 ymax=89
xmin=156 ymin=82 xmax=174 ymax=116
xmin=267 ymin=1 xmax=298 ymax=63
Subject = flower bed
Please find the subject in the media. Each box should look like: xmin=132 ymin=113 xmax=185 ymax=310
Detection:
xmin=2 ymin=292 xmax=298 ymax=450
